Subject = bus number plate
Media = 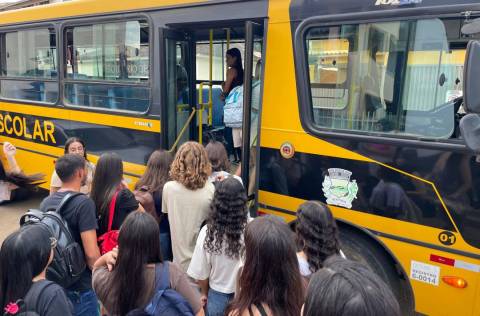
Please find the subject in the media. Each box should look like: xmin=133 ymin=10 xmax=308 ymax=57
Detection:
xmin=410 ymin=260 xmax=440 ymax=286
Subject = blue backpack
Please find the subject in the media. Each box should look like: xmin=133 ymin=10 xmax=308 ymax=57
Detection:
xmin=127 ymin=262 xmax=195 ymax=316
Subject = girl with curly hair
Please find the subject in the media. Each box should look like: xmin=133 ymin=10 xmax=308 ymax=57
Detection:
xmin=295 ymin=201 xmax=341 ymax=278
xmin=187 ymin=177 xmax=248 ymax=316
xmin=162 ymin=141 xmax=214 ymax=273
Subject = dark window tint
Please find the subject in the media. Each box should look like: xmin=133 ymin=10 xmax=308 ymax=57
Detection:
xmin=64 ymin=83 xmax=149 ymax=112
xmin=0 ymin=80 xmax=57 ymax=103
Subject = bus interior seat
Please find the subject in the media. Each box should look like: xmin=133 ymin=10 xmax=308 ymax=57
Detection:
xmin=198 ymin=86 xmax=224 ymax=127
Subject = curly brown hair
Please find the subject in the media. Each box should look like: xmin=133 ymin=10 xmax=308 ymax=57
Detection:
xmin=170 ymin=141 xmax=212 ymax=190
xmin=296 ymin=201 xmax=340 ymax=273
xmin=204 ymin=177 xmax=248 ymax=259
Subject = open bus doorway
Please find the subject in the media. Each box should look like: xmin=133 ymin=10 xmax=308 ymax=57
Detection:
xmin=161 ymin=20 xmax=265 ymax=204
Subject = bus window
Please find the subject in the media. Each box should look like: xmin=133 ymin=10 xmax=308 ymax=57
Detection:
xmin=0 ymin=27 xmax=58 ymax=103
xmin=196 ymin=41 xmax=246 ymax=82
xmin=306 ymin=19 xmax=462 ymax=139
xmin=196 ymin=42 xmax=225 ymax=82
xmin=64 ymin=20 xmax=150 ymax=112
xmin=308 ymin=38 xmax=349 ymax=109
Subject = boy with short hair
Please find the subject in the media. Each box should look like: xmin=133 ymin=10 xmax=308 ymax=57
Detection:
xmin=40 ymin=154 xmax=100 ymax=316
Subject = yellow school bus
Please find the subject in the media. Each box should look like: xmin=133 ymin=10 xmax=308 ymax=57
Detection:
xmin=0 ymin=0 xmax=479 ymax=314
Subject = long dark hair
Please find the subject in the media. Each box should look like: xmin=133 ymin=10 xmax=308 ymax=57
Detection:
xmin=204 ymin=177 xmax=247 ymax=259
xmin=64 ymin=137 xmax=88 ymax=160
xmin=296 ymin=201 xmax=340 ymax=273
xmin=304 ymin=256 xmax=400 ymax=316
xmin=226 ymin=48 xmax=244 ymax=85
xmin=110 ymin=212 xmax=162 ymax=315
xmin=135 ymin=150 xmax=173 ymax=193
xmin=0 ymin=144 xmax=44 ymax=188
xmin=0 ymin=225 xmax=52 ymax=309
xmin=0 ymin=164 xmax=44 ymax=189
xmin=90 ymin=152 xmax=123 ymax=217
xmin=226 ymin=216 xmax=304 ymax=316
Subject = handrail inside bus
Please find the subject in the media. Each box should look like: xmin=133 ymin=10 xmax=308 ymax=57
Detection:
xmin=196 ymin=28 xmax=218 ymax=144
xmin=208 ymin=29 xmax=213 ymax=127
xmin=168 ymin=107 xmax=197 ymax=153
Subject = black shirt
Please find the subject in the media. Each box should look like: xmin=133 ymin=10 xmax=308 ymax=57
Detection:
xmin=40 ymin=191 xmax=98 ymax=292
xmin=25 ymin=280 xmax=73 ymax=316
xmin=153 ymin=190 xmax=170 ymax=234
xmin=98 ymin=189 xmax=138 ymax=236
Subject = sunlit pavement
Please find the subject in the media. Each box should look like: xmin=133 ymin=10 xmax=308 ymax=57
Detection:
xmin=0 ymin=190 xmax=48 ymax=243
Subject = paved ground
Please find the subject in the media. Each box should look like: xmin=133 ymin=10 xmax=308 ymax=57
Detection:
xmin=0 ymin=190 xmax=48 ymax=243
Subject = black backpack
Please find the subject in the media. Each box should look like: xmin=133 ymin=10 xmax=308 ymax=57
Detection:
xmin=3 ymin=281 xmax=54 ymax=316
xmin=19 ymin=193 xmax=86 ymax=289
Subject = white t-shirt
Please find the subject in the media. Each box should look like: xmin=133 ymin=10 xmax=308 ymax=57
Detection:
xmin=208 ymin=171 xmax=243 ymax=185
xmin=188 ymin=225 xmax=243 ymax=294
xmin=0 ymin=180 xmax=16 ymax=203
xmin=162 ymin=180 xmax=215 ymax=272
xmin=297 ymin=250 xmax=347 ymax=277
xmin=297 ymin=253 xmax=312 ymax=277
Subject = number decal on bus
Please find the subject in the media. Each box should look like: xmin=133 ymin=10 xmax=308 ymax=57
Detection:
xmin=438 ymin=231 xmax=456 ymax=246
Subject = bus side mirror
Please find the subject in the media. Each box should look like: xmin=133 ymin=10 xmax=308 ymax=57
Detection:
xmin=463 ymin=40 xmax=480 ymax=113
xmin=460 ymin=40 xmax=480 ymax=153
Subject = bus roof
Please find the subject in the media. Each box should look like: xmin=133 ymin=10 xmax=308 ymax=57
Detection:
xmin=0 ymin=0 xmax=249 ymax=26
xmin=290 ymin=0 xmax=480 ymax=22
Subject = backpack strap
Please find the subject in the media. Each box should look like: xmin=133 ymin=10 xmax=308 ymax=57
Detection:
xmin=54 ymin=192 xmax=83 ymax=215
xmin=106 ymin=191 xmax=119 ymax=232
xmin=154 ymin=262 xmax=170 ymax=292
xmin=254 ymin=303 xmax=268 ymax=316
xmin=24 ymin=281 xmax=55 ymax=313
xmin=19 ymin=209 xmax=44 ymax=226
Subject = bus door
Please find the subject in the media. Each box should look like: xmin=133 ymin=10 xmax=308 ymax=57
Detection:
xmin=241 ymin=21 xmax=264 ymax=211
xmin=161 ymin=28 xmax=196 ymax=151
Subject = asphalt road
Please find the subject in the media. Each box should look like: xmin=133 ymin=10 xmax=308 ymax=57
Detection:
xmin=0 ymin=190 xmax=48 ymax=243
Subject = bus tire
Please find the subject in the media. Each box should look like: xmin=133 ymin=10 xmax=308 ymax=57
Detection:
xmin=337 ymin=220 xmax=415 ymax=316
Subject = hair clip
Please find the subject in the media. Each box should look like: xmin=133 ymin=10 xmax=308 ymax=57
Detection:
xmin=4 ymin=301 xmax=20 ymax=315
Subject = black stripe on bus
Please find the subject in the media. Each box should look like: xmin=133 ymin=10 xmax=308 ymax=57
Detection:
xmin=6 ymin=143 xmax=58 ymax=159
xmin=0 ymin=110 xmax=160 ymax=165
xmin=258 ymin=146 xmax=456 ymax=232
xmin=259 ymin=202 xmax=480 ymax=260
xmin=258 ymin=203 xmax=297 ymax=216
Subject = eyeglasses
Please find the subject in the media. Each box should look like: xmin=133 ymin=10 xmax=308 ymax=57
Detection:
xmin=49 ymin=237 xmax=57 ymax=249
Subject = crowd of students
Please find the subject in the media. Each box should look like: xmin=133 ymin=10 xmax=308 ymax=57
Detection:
xmin=0 ymin=138 xmax=401 ymax=316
